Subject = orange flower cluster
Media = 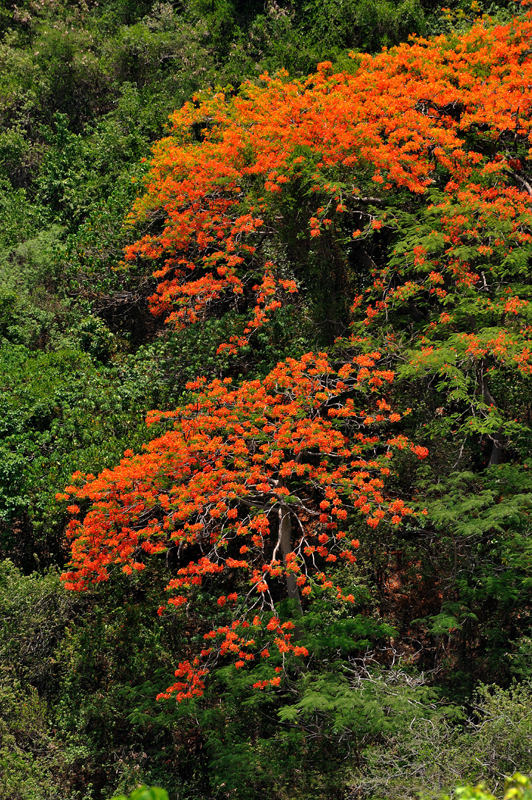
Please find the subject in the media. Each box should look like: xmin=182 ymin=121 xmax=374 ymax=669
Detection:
xmin=124 ymin=9 xmax=532 ymax=360
xmin=60 ymin=352 xmax=427 ymax=700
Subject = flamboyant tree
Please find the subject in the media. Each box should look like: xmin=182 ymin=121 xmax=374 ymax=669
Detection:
xmin=61 ymin=4 xmax=532 ymax=700
xmin=60 ymin=351 xmax=427 ymax=699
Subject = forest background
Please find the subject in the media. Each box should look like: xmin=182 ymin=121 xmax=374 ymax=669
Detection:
xmin=2 ymin=0 xmax=532 ymax=798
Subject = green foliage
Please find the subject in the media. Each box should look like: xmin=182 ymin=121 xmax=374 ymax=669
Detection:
xmin=0 ymin=560 xmax=182 ymax=798
xmin=113 ymin=788 xmax=168 ymax=800
xmin=357 ymin=685 xmax=532 ymax=799
xmin=0 ymin=682 xmax=68 ymax=800
xmin=0 ymin=561 xmax=76 ymax=799
xmin=454 ymin=773 xmax=532 ymax=800
xmin=297 ymin=0 xmax=426 ymax=54
xmin=53 ymin=579 xmax=185 ymax=798
xmin=0 ymin=561 xmax=78 ymax=695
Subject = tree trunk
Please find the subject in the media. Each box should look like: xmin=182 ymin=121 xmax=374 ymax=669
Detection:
xmin=278 ymin=502 xmax=303 ymax=619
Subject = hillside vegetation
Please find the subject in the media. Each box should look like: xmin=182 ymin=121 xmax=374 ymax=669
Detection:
xmin=1 ymin=1 xmax=532 ymax=799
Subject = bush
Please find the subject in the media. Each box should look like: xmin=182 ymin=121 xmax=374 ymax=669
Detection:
xmin=354 ymin=683 xmax=532 ymax=800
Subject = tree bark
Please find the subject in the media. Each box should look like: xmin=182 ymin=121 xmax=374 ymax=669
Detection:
xmin=278 ymin=503 xmax=303 ymax=619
